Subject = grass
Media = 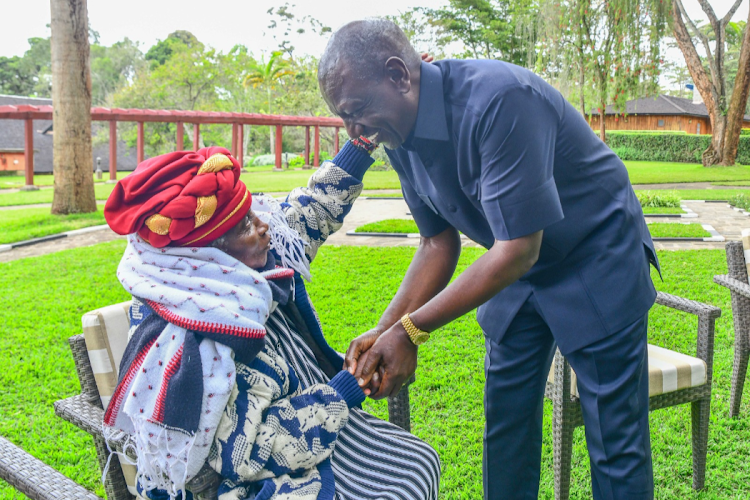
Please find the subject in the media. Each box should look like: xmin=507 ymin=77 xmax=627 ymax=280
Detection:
xmin=623 ymin=161 xmax=750 ymax=184
xmin=363 ymin=193 xmax=404 ymax=198
xmin=647 ymin=222 xmax=711 ymax=238
xmin=1 ymin=244 xmax=749 ymax=498
xmin=642 ymin=207 xmax=684 ymax=215
xmin=0 ymin=208 xmax=106 ymax=244
xmin=634 ymin=189 xmax=748 ymax=201
xmin=0 ymin=170 xmax=401 ymax=206
xmin=0 ymin=172 xmax=132 ymax=189
xmin=355 ymin=218 xmax=418 ymax=233
xmin=713 ymin=181 xmax=750 ymax=186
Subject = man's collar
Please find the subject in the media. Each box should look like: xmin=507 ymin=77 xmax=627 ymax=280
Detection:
xmin=407 ymin=61 xmax=450 ymax=146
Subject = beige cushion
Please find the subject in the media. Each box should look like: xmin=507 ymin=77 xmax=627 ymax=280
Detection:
xmin=81 ymin=301 xmax=138 ymax=495
xmin=548 ymin=344 xmax=707 ymax=398
xmin=742 ymin=228 xmax=750 ymax=277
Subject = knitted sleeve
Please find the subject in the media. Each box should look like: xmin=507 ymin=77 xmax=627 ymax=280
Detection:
xmin=209 ymin=349 xmax=365 ymax=485
xmin=282 ymin=139 xmax=376 ymax=262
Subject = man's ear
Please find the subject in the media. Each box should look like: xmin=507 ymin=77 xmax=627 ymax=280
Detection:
xmin=384 ymin=57 xmax=411 ymax=94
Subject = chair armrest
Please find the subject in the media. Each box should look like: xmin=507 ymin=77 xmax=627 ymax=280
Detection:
xmin=0 ymin=436 xmax=102 ymax=500
xmin=714 ymin=274 xmax=750 ymax=300
xmin=655 ymin=291 xmax=721 ymax=320
xmin=654 ymin=291 xmax=720 ymax=386
xmin=54 ymin=394 xmax=105 ymax=438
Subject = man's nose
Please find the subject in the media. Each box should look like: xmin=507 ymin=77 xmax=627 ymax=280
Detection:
xmin=345 ymin=121 xmax=364 ymax=139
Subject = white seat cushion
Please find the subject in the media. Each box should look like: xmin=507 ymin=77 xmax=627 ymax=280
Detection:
xmin=548 ymin=344 xmax=707 ymax=398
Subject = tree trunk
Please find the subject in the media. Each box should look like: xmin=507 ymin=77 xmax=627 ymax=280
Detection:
xmin=703 ymin=107 xmax=726 ymax=166
xmin=722 ymin=8 xmax=750 ymax=165
xmin=268 ymin=87 xmax=274 ymax=155
xmin=599 ymin=101 xmax=606 ymax=142
xmin=672 ymin=0 xmax=725 ymax=166
xmin=50 ymin=0 xmax=96 ymax=214
xmin=579 ymin=60 xmax=586 ymax=116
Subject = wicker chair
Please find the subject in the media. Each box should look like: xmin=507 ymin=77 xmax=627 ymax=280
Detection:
xmin=0 ymin=304 xmax=415 ymax=500
xmin=713 ymin=240 xmax=750 ymax=417
xmin=545 ymin=291 xmax=720 ymax=500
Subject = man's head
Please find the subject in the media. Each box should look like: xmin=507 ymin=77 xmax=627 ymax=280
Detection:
xmin=318 ymin=19 xmax=422 ymax=149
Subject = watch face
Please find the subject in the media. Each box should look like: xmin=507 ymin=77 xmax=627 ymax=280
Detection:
xmin=413 ymin=332 xmax=430 ymax=345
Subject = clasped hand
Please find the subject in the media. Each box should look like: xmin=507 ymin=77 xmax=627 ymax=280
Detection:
xmin=343 ymin=321 xmax=418 ymax=400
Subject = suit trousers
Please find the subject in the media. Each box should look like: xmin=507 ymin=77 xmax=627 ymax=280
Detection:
xmin=483 ymin=294 xmax=652 ymax=499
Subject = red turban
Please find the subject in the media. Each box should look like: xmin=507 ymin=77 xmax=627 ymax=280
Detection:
xmin=104 ymin=147 xmax=251 ymax=248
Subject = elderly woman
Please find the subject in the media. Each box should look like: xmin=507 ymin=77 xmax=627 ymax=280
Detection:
xmin=101 ymin=139 xmax=440 ymax=500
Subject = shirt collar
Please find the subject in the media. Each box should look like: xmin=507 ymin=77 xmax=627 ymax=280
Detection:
xmin=406 ymin=61 xmax=450 ymax=146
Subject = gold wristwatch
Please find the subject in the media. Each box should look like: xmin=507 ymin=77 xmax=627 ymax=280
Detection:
xmin=401 ymin=313 xmax=430 ymax=346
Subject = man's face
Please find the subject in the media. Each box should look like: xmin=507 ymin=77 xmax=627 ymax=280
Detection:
xmin=322 ymin=64 xmax=416 ymax=150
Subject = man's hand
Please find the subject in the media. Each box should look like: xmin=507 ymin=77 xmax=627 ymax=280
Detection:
xmin=421 ymin=52 xmax=434 ymax=63
xmin=354 ymin=321 xmax=418 ymax=400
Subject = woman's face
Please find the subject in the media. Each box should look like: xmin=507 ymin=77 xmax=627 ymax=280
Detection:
xmin=223 ymin=211 xmax=271 ymax=269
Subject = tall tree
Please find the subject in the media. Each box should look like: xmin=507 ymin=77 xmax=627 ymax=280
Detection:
xmin=50 ymin=0 xmax=96 ymax=213
xmin=420 ymin=0 xmax=538 ymax=67
xmin=243 ymin=51 xmax=294 ymax=154
xmin=673 ymin=0 xmax=750 ymax=166
xmin=538 ymin=0 xmax=668 ymax=140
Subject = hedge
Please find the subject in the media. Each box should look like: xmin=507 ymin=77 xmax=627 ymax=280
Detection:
xmin=606 ymin=131 xmax=750 ymax=164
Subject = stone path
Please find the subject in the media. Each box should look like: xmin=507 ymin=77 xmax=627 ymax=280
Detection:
xmin=2 ymin=197 xmax=749 ymax=263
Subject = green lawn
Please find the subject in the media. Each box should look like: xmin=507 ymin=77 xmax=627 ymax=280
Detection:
xmin=647 ymin=222 xmax=711 ymax=238
xmin=0 ymin=208 xmax=106 ymax=245
xmin=355 ymin=218 xmax=417 ymax=233
xmin=624 ymin=161 xmax=750 ymax=184
xmin=634 ymin=189 xmax=747 ymax=201
xmin=0 ymin=245 xmax=748 ymax=498
xmin=712 ymin=180 xmax=750 ymax=186
xmin=0 ymin=172 xmax=132 ymax=189
xmin=642 ymin=207 xmax=685 ymax=215
xmin=0 ymin=169 xmax=401 ymax=207
xmin=363 ymin=193 xmax=404 ymax=198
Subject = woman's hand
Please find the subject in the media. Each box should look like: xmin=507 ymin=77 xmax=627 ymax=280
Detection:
xmin=344 ymin=328 xmax=382 ymax=376
xmin=421 ymin=52 xmax=434 ymax=63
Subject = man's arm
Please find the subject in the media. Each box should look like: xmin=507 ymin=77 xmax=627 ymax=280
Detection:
xmin=343 ymin=226 xmax=461 ymax=375
xmin=353 ymin=230 xmax=542 ymax=399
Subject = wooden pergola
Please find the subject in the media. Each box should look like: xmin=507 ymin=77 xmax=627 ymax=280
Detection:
xmin=0 ymin=105 xmax=345 ymax=189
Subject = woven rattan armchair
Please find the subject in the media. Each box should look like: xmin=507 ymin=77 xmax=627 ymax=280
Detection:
xmin=0 ymin=308 xmax=415 ymax=500
xmin=545 ymin=291 xmax=721 ymax=500
xmin=713 ymin=240 xmax=750 ymax=417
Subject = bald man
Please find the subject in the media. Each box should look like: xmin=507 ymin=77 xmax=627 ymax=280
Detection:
xmin=319 ymin=19 xmax=659 ymax=500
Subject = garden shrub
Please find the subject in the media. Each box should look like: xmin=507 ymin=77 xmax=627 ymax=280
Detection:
xmin=637 ymin=190 xmax=682 ymax=208
xmin=289 ymin=155 xmax=305 ymax=168
xmin=729 ymin=193 xmax=750 ymax=211
xmin=606 ymin=131 xmax=750 ymax=164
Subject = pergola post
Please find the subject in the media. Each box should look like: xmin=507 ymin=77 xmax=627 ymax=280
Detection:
xmin=238 ymin=124 xmax=244 ymax=168
xmin=193 ymin=123 xmax=200 ymax=151
xmin=304 ymin=126 xmax=311 ymax=169
xmin=231 ymin=123 xmax=238 ymax=158
xmin=136 ymin=121 xmax=144 ymax=164
xmin=313 ymin=125 xmax=320 ymax=167
xmin=21 ymin=118 xmax=38 ymax=191
xmin=107 ymin=120 xmax=117 ymax=183
xmin=275 ymin=125 xmax=283 ymax=170
xmin=176 ymin=122 xmax=184 ymax=150
xmin=334 ymin=127 xmax=340 ymax=154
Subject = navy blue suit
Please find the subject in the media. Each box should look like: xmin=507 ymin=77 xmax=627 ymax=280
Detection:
xmin=385 ymin=60 xmax=659 ymax=499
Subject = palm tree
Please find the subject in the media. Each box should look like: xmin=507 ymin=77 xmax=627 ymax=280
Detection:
xmin=243 ymin=51 xmax=294 ymax=155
